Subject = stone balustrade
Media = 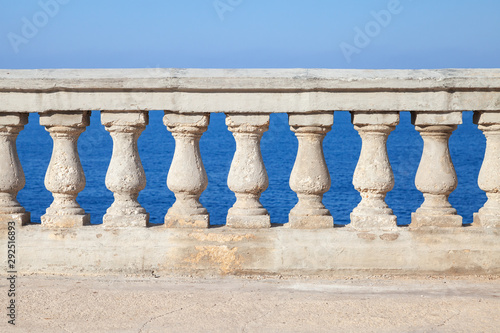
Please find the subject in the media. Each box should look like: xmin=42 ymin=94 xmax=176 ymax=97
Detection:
xmin=0 ymin=68 xmax=499 ymax=277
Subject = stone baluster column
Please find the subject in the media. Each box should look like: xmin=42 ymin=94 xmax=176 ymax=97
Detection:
xmin=411 ymin=112 xmax=462 ymax=228
xmin=350 ymin=112 xmax=399 ymax=230
xmin=164 ymin=113 xmax=210 ymax=228
xmin=101 ymin=111 xmax=149 ymax=227
xmin=288 ymin=113 xmax=333 ymax=228
xmin=473 ymin=111 xmax=500 ymax=227
xmin=40 ymin=111 xmax=90 ymax=228
xmin=0 ymin=113 xmax=30 ymax=226
xmin=226 ymin=114 xmax=270 ymax=228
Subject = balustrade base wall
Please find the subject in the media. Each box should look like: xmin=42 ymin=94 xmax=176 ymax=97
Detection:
xmin=349 ymin=214 xmax=398 ymax=231
xmin=3 ymin=225 xmax=499 ymax=277
xmin=103 ymin=214 xmax=149 ymax=228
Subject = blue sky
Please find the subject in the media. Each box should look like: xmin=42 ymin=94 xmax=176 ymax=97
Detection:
xmin=1 ymin=0 xmax=499 ymax=69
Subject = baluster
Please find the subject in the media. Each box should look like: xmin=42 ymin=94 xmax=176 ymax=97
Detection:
xmin=40 ymin=111 xmax=90 ymax=228
xmin=288 ymin=113 xmax=333 ymax=228
xmin=411 ymin=112 xmax=462 ymax=227
xmin=0 ymin=113 xmax=30 ymax=226
xmin=473 ymin=111 xmax=500 ymax=227
xmin=350 ymin=112 xmax=398 ymax=230
xmin=102 ymin=111 xmax=149 ymax=227
xmin=226 ymin=114 xmax=270 ymax=228
xmin=164 ymin=113 xmax=210 ymax=228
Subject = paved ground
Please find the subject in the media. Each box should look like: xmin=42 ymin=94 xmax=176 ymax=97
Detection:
xmin=1 ymin=274 xmax=499 ymax=332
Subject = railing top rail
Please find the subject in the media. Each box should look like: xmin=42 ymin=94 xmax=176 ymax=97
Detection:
xmin=1 ymin=69 xmax=499 ymax=113
xmin=1 ymin=68 xmax=500 ymax=92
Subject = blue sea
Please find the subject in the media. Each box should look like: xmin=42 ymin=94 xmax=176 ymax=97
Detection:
xmin=16 ymin=111 xmax=486 ymax=226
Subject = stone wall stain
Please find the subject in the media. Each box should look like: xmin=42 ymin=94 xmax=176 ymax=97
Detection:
xmin=185 ymin=246 xmax=242 ymax=274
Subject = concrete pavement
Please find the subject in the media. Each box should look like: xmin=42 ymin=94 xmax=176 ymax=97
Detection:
xmin=1 ymin=274 xmax=499 ymax=332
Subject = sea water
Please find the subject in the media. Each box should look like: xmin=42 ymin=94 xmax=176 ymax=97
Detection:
xmin=16 ymin=111 xmax=486 ymax=226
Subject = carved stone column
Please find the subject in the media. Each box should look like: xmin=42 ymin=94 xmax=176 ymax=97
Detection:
xmin=411 ymin=112 xmax=462 ymax=228
xmin=226 ymin=114 xmax=270 ymax=228
xmin=351 ymin=112 xmax=399 ymax=230
xmin=164 ymin=113 xmax=210 ymax=228
xmin=40 ymin=111 xmax=90 ymax=228
xmin=288 ymin=113 xmax=333 ymax=228
xmin=0 ymin=113 xmax=30 ymax=226
xmin=101 ymin=111 xmax=149 ymax=227
xmin=473 ymin=111 xmax=500 ymax=227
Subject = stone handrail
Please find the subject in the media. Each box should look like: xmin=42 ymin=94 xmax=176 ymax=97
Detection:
xmin=1 ymin=68 xmax=500 ymax=112
xmin=0 ymin=68 xmax=499 ymax=276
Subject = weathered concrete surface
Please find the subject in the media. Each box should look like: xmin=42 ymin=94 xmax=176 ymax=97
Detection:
xmin=1 ymin=69 xmax=500 ymax=112
xmin=3 ymin=225 xmax=499 ymax=276
xmin=0 ymin=275 xmax=499 ymax=332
